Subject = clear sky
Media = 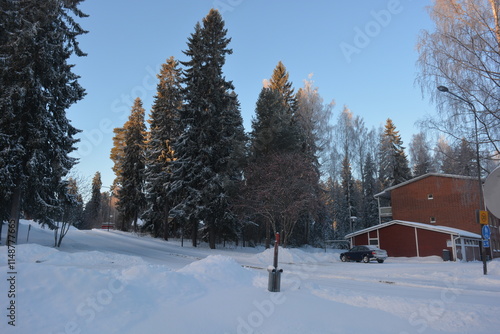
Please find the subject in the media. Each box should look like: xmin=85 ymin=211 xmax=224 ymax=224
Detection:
xmin=67 ymin=0 xmax=435 ymax=188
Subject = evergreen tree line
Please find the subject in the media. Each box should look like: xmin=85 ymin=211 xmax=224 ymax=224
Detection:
xmin=107 ymin=9 xmax=491 ymax=248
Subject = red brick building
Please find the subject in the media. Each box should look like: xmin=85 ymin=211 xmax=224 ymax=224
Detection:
xmin=346 ymin=173 xmax=499 ymax=261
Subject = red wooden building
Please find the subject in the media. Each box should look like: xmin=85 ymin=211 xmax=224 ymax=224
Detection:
xmin=346 ymin=173 xmax=499 ymax=261
xmin=345 ymin=220 xmax=481 ymax=261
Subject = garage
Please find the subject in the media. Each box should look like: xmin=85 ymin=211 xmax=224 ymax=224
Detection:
xmin=345 ymin=220 xmax=482 ymax=261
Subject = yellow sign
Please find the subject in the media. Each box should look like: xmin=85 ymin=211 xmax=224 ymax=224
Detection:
xmin=479 ymin=210 xmax=489 ymax=225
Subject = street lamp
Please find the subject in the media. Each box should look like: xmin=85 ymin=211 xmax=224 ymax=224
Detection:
xmin=437 ymin=85 xmax=487 ymax=274
xmin=437 ymin=86 xmax=484 ymax=209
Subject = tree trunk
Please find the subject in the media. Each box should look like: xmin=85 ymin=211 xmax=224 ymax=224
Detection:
xmin=162 ymin=206 xmax=169 ymax=241
xmin=209 ymin=221 xmax=216 ymax=249
xmin=191 ymin=219 xmax=198 ymax=247
xmin=8 ymin=184 xmax=22 ymax=245
xmin=265 ymin=220 xmax=270 ymax=249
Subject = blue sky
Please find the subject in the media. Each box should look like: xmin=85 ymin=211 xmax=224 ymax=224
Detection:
xmin=67 ymin=0 xmax=435 ymax=188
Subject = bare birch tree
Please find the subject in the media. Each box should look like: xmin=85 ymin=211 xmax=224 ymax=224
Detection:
xmin=416 ymin=0 xmax=500 ymax=169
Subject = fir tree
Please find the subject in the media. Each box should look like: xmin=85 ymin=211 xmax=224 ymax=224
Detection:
xmin=110 ymin=127 xmax=126 ymax=189
xmin=409 ymin=132 xmax=433 ymax=176
xmin=361 ymin=154 xmax=379 ymax=228
xmin=143 ymin=57 xmax=182 ymax=239
xmin=82 ymin=171 xmax=102 ymax=229
xmin=170 ymin=9 xmax=245 ymax=248
xmin=65 ymin=178 xmax=84 ymax=229
xmin=250 ymin=88 xmax=299 ymax=157
xmin=378 ymin=119 xmax=411 ymax=188
xmin=117 ymin=98 xmax=146 ymax=232
xmin=340 ymin=154 xmax=355 ymax=236
xmin=0 ymin=0 xmax=87 ymax=243
xmin=268 ymin=61 xmax=296 ymax=113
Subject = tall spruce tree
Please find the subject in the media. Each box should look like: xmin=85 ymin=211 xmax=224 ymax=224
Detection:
xmin=378 ymin=119 xmax=411 ymax=188
xmin=117 ymin=98 xmax=146 ymax=232
xmin=143 ymin=57 xmax=182 ymax=239
xmin=82 ymin=171 xmax=102 ymax=229
xmin=0 ymin=0 xmax=87 ymax=243
xmin=361 ymin=154 xmax=379 ymax=228
xmin=250 ymin=88 xmax=298 ymax=157
xmin=170 ymin=9 xmax=245 ymax=248
xmin=269 ymin=61 xmax=296 ymax=113
xmin=339 ymin=154 xmax=355 ymax=236
xmin=110 ymin=127 xmax=126 ymax=189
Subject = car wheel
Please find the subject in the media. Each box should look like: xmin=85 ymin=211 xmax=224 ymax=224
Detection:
xmin=377 ymin=259 xmax=384 ymax=263
xmin=362 ymin=255 xmax=370 ymax=263
xmin=341 ymin=255 xmax=347 ymax=262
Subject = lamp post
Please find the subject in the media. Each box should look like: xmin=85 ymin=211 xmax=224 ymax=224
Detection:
xmin=437 ymin=86 xmax=487 ymax=274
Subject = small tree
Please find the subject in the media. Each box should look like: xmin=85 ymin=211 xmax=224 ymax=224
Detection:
xmin=54 ymin=178 xmax=83 ymax=247
xmin=240 ymin=152 xmax=319 ymax=247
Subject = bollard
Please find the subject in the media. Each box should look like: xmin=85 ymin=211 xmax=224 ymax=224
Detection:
xmin=267 ymin=267 xmax=283 ymax=292
xmin=268 ymin=232 xmax=283 ymax=292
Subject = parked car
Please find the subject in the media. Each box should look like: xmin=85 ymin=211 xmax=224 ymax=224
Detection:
xmin=340 ymin=245 xmax=388 ymax=263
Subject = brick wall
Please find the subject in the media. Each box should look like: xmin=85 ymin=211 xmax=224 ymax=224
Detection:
xmin=391 ymin=175 xmax=481 ymax=235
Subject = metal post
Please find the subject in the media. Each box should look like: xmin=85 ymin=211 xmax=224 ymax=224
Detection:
xmin=273 ymin=232 xmax=280 ymax=268
xmin=437 ymin=86 xmax=487 ymax=274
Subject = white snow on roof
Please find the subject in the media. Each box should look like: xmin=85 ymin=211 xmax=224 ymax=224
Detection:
xmin=345 ymin=220 xmax=481 ymax=239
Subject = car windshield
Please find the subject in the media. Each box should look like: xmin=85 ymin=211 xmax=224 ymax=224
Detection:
xmin=366 ymin=245 xmax=380 ymax=250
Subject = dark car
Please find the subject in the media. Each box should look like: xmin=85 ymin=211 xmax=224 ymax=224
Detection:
xmin=340 ymin=245 xmax=388 ymax=263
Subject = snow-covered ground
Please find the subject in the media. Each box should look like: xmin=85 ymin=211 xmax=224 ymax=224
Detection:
xmin=1 ymin=220 xmax=500 ymax=334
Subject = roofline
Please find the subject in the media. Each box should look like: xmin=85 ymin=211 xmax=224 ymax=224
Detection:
xmin=374 ymin=173 xmax=482 ymax=199
xmin=345 ymin=220 xmax=481 ymax=239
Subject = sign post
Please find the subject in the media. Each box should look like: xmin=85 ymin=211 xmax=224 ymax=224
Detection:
xmin=482 ymin=224 xmax=490 ymax=275
xmin=479 ymin=210 xmax=489 ymax=225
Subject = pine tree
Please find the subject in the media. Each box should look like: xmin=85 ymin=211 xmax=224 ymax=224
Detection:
xmin=170 ymin=9 xmax=245 ymax=248
xmin=117 ymin=98 xmax=146 ymax=232
xmin=361 ymin=154 xmax=379 ymax=228
xmin=455 ymin=138 xmax=477 ymax=177
xmin=250 ymin=88 xmax=299 ymax=157
xmin=0 ymin=0 xmax=87 ymax=243
xmin=110 ymin=127 xmax=126 ymax=189
xmin=409 ymin=132 xmax=433 ymax=176
xmin=65 ymin=178 xmax=84 ymax=229
xmin=340 ymin=154 xmax=355 ymax=236
xmin=268 ymin=61 xmax=296 ymax=113
xmin=143 ymin=57 xmax=182 ymax=239
xmin=82 ymin=171 xmax=102 ymax=229
xmin=378 ymin=119 xmax=412 ymax=188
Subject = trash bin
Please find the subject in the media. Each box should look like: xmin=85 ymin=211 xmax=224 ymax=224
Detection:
xmin=267 ymin=267 xmax=283 ymax=292
xmin=442 ymin=249 xmax=450 ymax=261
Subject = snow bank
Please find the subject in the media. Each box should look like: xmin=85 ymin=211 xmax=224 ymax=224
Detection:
xmin=254 ymin=246 xmax=338 ymax=266
xmin=178 ymin=254 xmax=255 ymax=286
xmin=487 ymin=259 xmax=500 ymax=275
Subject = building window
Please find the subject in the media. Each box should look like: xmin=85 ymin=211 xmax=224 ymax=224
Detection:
xmin=430 ymin=217 xmax=436 ymax=224
xmin=428 ymin=194 xmax=434 ymax=200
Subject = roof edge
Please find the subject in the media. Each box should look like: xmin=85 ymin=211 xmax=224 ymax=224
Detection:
xmin=345 ymin=220 xmax=481 ymax=239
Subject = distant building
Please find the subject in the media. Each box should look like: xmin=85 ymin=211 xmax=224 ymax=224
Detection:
xmin=346 ymin=173 xmax=499 ymax=261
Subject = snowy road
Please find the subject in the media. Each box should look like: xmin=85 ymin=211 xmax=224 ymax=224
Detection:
xmin=1 ymin=221 xmax=500 ymax=334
